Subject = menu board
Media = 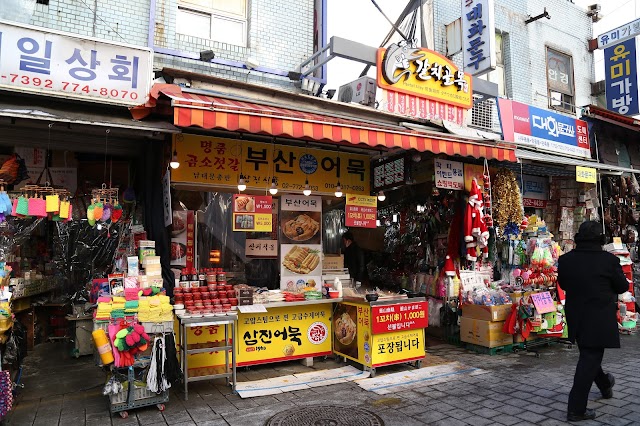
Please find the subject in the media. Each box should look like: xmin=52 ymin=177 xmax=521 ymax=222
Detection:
xmin=345 ymin=194 xmax=377 ymax=228
xmin=232 ymin=195 xmax=273 ymax=232
xmin=280 ymin=195 xmax=322 ymax=291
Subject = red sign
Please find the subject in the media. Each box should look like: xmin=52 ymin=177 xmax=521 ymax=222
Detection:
xmin=185 ymin=211 xmax=195 ymax=268
xmin=371 ymin=301 xmax=428 ymax=334
xmin=345 ymin=194 xmax=377 ymax=229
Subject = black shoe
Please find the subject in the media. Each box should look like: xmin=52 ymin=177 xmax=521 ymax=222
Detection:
xmin=601 ymin=373 xmax=615 ymax=399
xmin=567 ymin=409 xmax=596 ymax=422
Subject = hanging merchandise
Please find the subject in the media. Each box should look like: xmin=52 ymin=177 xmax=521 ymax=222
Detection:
xmin=86 ymin=185 xmax=121 ymax=227
xmin=463 ymin=178 xmax=489 ymax=262
xmin=493 ymin=168 xmax=523 ymax=237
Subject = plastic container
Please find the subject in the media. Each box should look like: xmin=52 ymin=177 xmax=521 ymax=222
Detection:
xmin=328 ymin=290 xmax=340 ymax=299
xmin=210 ymin=291 xmax=219 ymax=299
xmin=229 ymin=298 xmax=238 ymax=306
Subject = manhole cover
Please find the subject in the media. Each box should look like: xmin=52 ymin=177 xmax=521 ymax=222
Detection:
xmin=266 ymin=405 xmax=384 ymax=426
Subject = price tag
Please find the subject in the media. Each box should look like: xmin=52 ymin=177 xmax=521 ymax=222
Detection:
xmin=613 ymin=237 xmax=623 ymax=250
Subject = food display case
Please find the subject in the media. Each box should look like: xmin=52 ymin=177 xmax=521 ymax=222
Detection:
xmin=333 ymin=297 xmax=428 ymax=377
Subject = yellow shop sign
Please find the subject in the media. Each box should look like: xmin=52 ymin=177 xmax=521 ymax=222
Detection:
xmin=171 ymin=134 xmax=370 ymax=195
xmin=377 ymin=42 xmax=473 ymax=109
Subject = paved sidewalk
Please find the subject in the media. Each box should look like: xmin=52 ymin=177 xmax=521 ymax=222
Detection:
xmin=5 ymin=333 xmax=640 ymax=426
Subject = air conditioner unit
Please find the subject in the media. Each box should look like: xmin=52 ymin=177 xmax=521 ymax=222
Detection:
xmin=337 ymin=77 xmax=376 ymax=107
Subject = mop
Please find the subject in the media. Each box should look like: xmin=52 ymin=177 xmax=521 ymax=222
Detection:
xmin=147 ymin=335 xmax=170 ymax=394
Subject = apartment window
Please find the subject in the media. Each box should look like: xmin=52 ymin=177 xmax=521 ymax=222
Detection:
xmin=177 ymin=0 xmax=247 ymax=47
xmin=546 ymin=47 xmax=575 ymax=112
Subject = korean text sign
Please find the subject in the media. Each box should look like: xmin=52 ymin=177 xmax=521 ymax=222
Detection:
xmin=497 ymin=99 xmax=591 ymax=159
xmin=0 ymin=20 xmax=152 ymax=106
xmin=372 ymin=329 xmax=424 ymax=367
xmin=522 ymin=174 xmax=548 ymax=208
xmin=461 ymin=0 xmax=497 ymax=76
xmin=597 ymin=18 xmax=640 ymax=49
xmin=371 ymin=302 xmax=428 ymax=335
xmin=377 ymin=43 xmax=473 ymax=109
xmin=345 ymin=194 xmax=377 ymax=229
xmin=604 ymin=38 xmax=639 ymax=116
xmin=232 ymin=195 xmax=272 ymax=232
xmin=172 ymin=135 xmax=370 ymax=195
xmin=434 ymin=159 xmax=464 ymax=190
xmin=576 ymin=166 xmax=597 ymax=184
xmin=531 ymin=291 xmax=556 ymax=314
xmin=236 ymin=304 xmax=332 ymax=366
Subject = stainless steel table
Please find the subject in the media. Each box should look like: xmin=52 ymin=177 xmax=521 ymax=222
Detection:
xmin=177 ymin=314 xmax=237 ymax=400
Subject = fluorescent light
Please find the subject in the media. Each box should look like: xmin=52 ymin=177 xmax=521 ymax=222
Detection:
xmin=377 ymin=191 xmax=386 ymax=202
xmin=237 ymin=175 xmax=247 ymax=192
xmin=334 ymin=182 xmax=342 ymax=198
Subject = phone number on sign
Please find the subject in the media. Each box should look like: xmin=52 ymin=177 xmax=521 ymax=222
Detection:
xmin=1 ymin=74 xmax=139 ymax=100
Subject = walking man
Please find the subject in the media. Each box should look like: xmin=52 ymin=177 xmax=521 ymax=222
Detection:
xmin=558 ymin=221 xmax=628 ymax=422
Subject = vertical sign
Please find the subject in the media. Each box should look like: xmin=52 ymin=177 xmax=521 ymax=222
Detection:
xmin=521 ymin=174 xmax=548 ymax=208
xmin=462 ymin=0 xmax=496 ymax=76
xmin=434 ymin=159 xmax=464 ymax=190
xmin=171 ymin=210 xmax=194 ymax=268
xmin=345 ymin=194 xmax=377 ymax=228
xmin=232 ymin=195 xmax=273 ymax=232
xmin=604 ymin=38 xmax=639 ymax=116
xmin=162 ymin=170 xmax=172 ymax=227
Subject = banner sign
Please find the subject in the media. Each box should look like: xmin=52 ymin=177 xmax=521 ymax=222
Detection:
xmin=497 ymin=99 xmax=591 ymax=159
xmin=371 ymin=301 xmax=428 ymax=334
xmin=597 ymin=18 xmax=640 ymax=49
xmin=522 ymin=174 xmax=548 ymax=208
xmin=371 ymin=329 xmax=424 ymax=367
xmin=434 ymin=159 xmax=464 ymax=190
xmin=232 ymin=195 xmax=272 ymax=232
xmin=377 ymin=42 xmax=473 ymax=109
xmin=172 ymin=135 xmax=370 ymax=195
xmin=0 ymin=20 xmax=152 ymax=106
xmin=604 ymin=38 xmax=639 ymax=116
xmin=170 ymin=210 xmax=194 ymax=268
xmin=345 ymin=194 xmax=377 ymax=228
xmin=462 ymin=0 xmax=497 ymax=76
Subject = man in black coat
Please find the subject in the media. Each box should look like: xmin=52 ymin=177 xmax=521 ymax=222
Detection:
xmin=558 ymin=221 xmax=629 ymax=422
xmin=342 ymin=231 xmax=366 ymax=284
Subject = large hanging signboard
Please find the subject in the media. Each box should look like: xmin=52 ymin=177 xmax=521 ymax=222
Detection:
xmin=0 ymin=20 xmax=152 ymax=106
xmin=604 ymin=38 xmax=639 ymax=116
xmin=345 ymin=194 xmax=377 ymax=228
xmin=377 ymin=42 xmax=473 ymax=109
xmin=172 ymin=135 xmax=370 ymax=195
xmin=497 ymin=99 xmax=591 ymax=159
xmin=461 ymin=0 xmax=497 ymax=76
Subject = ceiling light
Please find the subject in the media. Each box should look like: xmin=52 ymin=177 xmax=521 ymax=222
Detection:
xmin=269 ymin=178 xmax=278 ymax=195
xmin=377 ymin=191 xmax=386 ymax=202
xmin=169 ymin=150 xmax=180 ymax=169
xmin=303 ymin=179 xmax=311 ymax=196
xmin=334 ymin=182 xmax=342 ymax=198
xmin=237 ymin=174 xmax=247 ymax=192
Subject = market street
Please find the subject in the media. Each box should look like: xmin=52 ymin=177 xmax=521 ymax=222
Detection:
xmin=5 ymin=333 xmax=640 ymax=426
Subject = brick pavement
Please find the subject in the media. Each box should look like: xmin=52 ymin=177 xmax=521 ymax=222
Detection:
xmin=4 ymin=333 xmax=640 ymax=426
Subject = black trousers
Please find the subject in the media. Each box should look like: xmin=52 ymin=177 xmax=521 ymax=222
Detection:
xmin=568 ymin=346 xmax=611 ymax=413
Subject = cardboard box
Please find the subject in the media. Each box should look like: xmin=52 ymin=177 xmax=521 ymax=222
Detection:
xmin=461 ymin=304 xmax=512 ymax=322
xmin=323 ymin=254 xmax=344 ymax=271
xmin=460 ymin=317 xmax=513 ymax=348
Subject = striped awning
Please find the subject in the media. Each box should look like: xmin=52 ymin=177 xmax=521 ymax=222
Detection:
xmin=150 ymin=85 xmax=516 ymax=162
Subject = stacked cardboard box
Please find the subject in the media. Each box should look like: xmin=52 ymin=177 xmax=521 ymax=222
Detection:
xmin=460 ymin=304 xmax=514 ymax=348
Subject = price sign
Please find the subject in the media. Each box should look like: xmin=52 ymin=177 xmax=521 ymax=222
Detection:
xmin=245 ymin=239 xmax=278 ymax=258
xmin=233 ymin=195 xmax=273 ymax=232
xmin=345 ymin=194 xmax=377 ymax=228
xmin=371 ymin=301 xmax=428 ymax=334
xmin=531 ymin=291 xmax=556 ymax=314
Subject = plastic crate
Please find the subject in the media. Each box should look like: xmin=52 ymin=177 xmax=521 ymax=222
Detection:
xmin=109 ymin=382 xmax=158 ymax=406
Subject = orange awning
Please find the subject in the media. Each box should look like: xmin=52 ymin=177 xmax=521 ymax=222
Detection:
xmin=148 ymin=85 xmax=516 ymax=162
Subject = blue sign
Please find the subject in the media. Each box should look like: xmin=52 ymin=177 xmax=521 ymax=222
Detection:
xmin=604 ymin=38 xmax=639 ymax=116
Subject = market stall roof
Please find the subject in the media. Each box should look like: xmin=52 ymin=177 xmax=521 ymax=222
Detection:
xmin=516 ymin=148 xmax=638 ymax=174
xmin=581 ymin=104 xmax=640 ymax=131
xmin=139 ymin=84 xmax=516 ymax=162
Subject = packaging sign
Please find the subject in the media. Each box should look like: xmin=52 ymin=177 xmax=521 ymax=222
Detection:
xmin=462 ymin=0 xmax=497 ymax=76
xmin=0 ymin=20 xmax=152 ymax=106
xmin=170 ymin=210 xmax=194 ymax=268
xmin=345 ymin=194 xmax=377 ymax=228
xmin=371 ymin=329 xmax=424 ymax=367
xmin=604 ymin=38 xmax=639 ymax=116
xmin=522 ymin=174 xmax=548 ymax=208
xmin=497 ymin=99 xmax=591 ymax=159
xmin=531 ymin=291 xmax=556 ymax=314
xmin=245 ymin=239 xmax=278 ymax=258
xmin=576 ymin=166 xmax=597 ymax=184
xmin=236 ymin=304 xmax=332 ymax=366
xmin=435 ymin=159 xmax=464 ymax=190
xmin=232 ymin=195 xmax=272 ymax=232
xmin=377 ymin=42 xmax=473 ymax=109
xmin=597 ymin=18 xmax=640 ymax=49
xmin=371 ymin=301 xmax=428 ymax=334
xmin=172 ymin=135 xmax=370 ymax=195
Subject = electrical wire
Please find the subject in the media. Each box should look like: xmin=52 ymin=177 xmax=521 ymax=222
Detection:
xmin=76 ymin=0 xmax=127 ymax=42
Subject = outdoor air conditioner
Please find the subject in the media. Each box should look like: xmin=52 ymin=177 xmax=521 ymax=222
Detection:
xmin=337 ymin=77 xmax=376 ymax=107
